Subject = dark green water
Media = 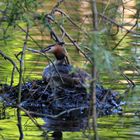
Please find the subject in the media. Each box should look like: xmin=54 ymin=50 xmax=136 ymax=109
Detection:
xmin=0 ymin=0 xmax=140 ymax=140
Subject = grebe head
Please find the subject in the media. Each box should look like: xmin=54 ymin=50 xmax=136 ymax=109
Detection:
xmin=42 ymin=42 xmax=65 ymax=60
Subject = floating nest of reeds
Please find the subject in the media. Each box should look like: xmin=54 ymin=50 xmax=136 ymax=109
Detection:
xmin=0 ymin=64 xmax=123 ymax=120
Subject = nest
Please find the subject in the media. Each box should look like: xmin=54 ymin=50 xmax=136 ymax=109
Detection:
xmin=0 ymin=64 xmax=123 ymax=120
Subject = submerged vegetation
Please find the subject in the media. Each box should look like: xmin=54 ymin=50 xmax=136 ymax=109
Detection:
xmin=0 ymin=0 xmax=140 ymax=140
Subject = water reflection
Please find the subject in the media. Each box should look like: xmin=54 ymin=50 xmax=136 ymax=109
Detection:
xmin=43 ymin=117 xmax=88 ymax=132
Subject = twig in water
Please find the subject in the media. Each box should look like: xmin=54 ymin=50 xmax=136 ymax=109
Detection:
xmin=17 ymin=105 xmax=45 ymax=132
xmin=19 ymin=106 xmax=89 ymax=119
xmin=0 ymin=50 xmax=19 ymax=86
xmin=17 ymin=24 xmax=29 ymax=140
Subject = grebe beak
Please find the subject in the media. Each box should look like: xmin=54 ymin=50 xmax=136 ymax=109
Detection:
xmin=41 ymin=44 xmax=55 ymax=53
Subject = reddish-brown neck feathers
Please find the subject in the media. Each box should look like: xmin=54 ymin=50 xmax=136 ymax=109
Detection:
xmin=53 ymin=45 xmax=66 ymax=60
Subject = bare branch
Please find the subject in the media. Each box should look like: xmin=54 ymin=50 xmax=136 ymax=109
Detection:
xmin=113 ymin=10 xmax=139 ymax=50
xmin=26 ymin=48 xmax=64 ymax=83
xmin=120 ymin=71 xmax=135 ymax=87
xmin=55 ymin=8 xmax=89 ymax=38
xmin=59 ymin=25 xmax=93 ymax=64
xmin=90 ymin=0 xmax=98 ymax=139
xmin=99 ymin=13 xmax=140 ymax=35
xmin=50 ymin=0 xmax=65 ymax=15
xmin=16 ymin=24 xmax=42 ymax=49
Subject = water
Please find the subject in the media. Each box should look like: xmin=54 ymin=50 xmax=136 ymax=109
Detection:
xmin=0 ymin=0 xmax=140 ymax=140
xmin=98 ymin=88 xmax=140 ymax=140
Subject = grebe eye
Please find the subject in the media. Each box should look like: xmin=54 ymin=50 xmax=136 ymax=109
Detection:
xmin=46 ymin=47 xmax=51 ymax=51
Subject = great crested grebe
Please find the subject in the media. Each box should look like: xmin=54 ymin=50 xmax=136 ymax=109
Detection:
xmin=42 ymin=42 xmax=91 ymax=88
